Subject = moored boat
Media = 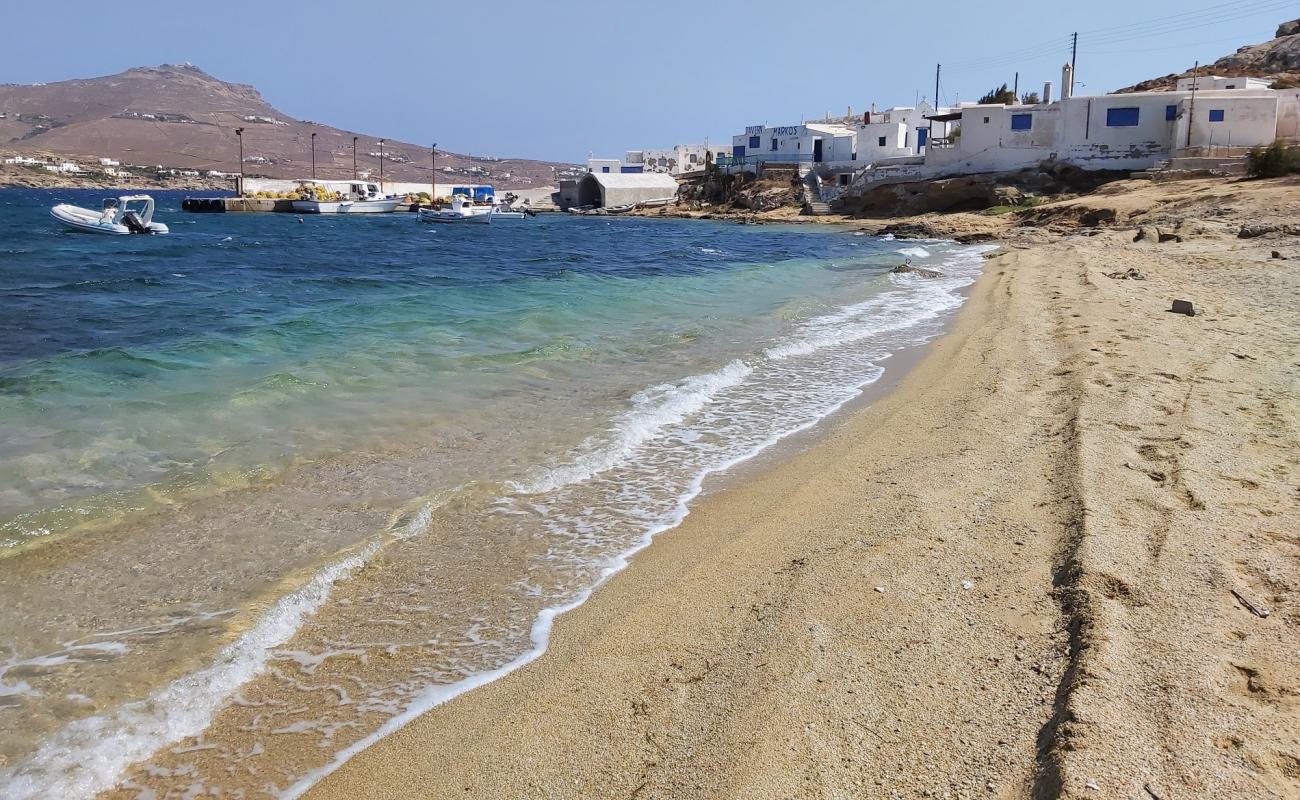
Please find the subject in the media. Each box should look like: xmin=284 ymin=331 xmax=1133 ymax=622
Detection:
xmin=291 ymin=181 xmax=401 ymax=214
xmin=417 ymin=196 xmax=493 ymax=224
xmin=50 ymin=195 xmax=169 ymax=235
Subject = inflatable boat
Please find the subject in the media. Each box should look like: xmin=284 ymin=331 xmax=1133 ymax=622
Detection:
xmin=51 ymin=195 xmax=169 ymax=235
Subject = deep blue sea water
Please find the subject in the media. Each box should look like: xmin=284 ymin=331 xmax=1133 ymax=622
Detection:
xmin=0 ymin=187 xmax=991 ymax=798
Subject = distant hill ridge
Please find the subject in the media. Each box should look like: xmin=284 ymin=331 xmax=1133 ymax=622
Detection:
xmin=1117 ymin=19 xmax=1300 ymax=93
xmin=0 ymin=64 xmax=575 ymax=188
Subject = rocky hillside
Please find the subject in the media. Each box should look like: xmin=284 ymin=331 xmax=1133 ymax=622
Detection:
xmin=1118 ymin=19 xmax=1300 ymax=92
xmin=0 ymin=64 xmax=578 ymax=188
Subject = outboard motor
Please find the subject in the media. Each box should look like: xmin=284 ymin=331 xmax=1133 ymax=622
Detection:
xmin=121 ymin=210 xmax=151 ymax=234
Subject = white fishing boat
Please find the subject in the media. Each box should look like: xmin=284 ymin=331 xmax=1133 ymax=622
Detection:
xmin=417 ymin=196 xmax=493 ymax=224
xmin=291 ymin=181 xmax=401 ymax=214
xmin=50 ymin=195 xmax=169 ymax=235
xmin=488 ymin=208 xmax=530 ymax=220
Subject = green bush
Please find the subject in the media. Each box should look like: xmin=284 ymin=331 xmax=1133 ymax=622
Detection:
xmin=1246 ymin=140 xmax=1300 ymax=179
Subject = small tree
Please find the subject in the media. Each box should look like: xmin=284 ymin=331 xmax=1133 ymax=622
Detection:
xmin=1246 ymin=140 xmax=1300 ymax=178
xmin=978 ymin=84 xmax=1017 ymax=105
xmin=1021 ymin=91 xmax=1041 ymax=105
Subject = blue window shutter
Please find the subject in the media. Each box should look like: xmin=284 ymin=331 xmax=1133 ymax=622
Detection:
xmin=601 ymin=166 xmax=609 ymax=173
xmin=1010 ymin=113 xmax=1032 ymax=130
xmin=748 ymin=136 xmax=760 ymax=149
xmin=1105 ymin=107 xmax=1140 ymax=127
xmin=878 ymin=136 xmax=886 ymax=146
xmin=1165 ymin=105 xmax=1176 ymax=121
xmin=1209 ymin=109 xmax=1225 ymax=122
xmin=733 ymin=145 xmax=745 ymax=158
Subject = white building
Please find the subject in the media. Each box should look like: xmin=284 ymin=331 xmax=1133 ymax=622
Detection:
xmin=575 ymin=172 xmax=679 ymax=208
xmin=923 ymin=81 xmax=1299 ymax=176
xmin=625 ymin=144 xmax=732 ymax=175
xmin=1175 ymin=75 xmax=1272 ymax=92
xmin=729 ymin=122 xmax=857 ymax=171
xmin=586 ymin=157 xmax=623 ymax=174
xmin=726 ymin=102 xmax=953 ymax=175
xmin=98 ymin=157 xmax=120 ymax=167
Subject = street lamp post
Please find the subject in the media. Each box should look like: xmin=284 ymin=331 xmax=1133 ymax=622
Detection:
xmin=235 ymin=127 xmax=244 ymax=195
xmin=310 ymin=131 xmax=316 ymax=180
xmin=378 ymin=139 xmax=385 ymax=192
xmin=352 ymin=136 xmax=358 ymax=180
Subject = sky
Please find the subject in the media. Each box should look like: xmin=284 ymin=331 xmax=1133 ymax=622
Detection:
xmin=0 ymin=0 xmax=1292 ymax=162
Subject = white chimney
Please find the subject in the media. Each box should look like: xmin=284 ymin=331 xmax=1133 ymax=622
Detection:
xmin=847 ymin=105 xmax=852 ymax=118
xmin=1061 ymin=63 xmax=1074 ymax=99
xmin=1043 ymin=81 xmax=1053 ymax=104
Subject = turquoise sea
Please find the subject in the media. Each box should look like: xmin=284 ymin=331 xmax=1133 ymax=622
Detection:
xmin=0 ymin=188 xmax=991 ymax=797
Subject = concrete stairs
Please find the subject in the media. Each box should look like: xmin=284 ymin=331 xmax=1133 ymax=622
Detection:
xmin=801 ymin=173 xmax=833 ymax=216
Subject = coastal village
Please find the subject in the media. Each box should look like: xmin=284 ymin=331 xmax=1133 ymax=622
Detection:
xmin=567 ymin=62 xmax=1298 ymax=213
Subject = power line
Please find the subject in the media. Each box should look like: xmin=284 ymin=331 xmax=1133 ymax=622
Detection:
xmin=1077 ymin=0 xmax=1291 ymax=39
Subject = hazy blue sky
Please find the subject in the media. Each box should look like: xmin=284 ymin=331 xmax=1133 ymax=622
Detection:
xmin=0 ymin=0 xmax=1291 ymax=161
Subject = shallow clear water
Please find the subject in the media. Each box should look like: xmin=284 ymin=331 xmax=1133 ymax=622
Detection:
xmin=0 ymin=188 xmax=990 ymax=798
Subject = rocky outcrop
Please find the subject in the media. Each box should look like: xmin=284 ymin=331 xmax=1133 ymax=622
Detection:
xmin=1118 ymin=18 xmax=1300 ymax=92
xmin=889 ymin=263 xmax=944 ymax=278
xmin=836 ymin=165 xmax=1126 ymax=219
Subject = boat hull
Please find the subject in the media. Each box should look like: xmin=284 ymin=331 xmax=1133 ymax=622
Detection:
xmin=417 ymin=208 xmax=492 ymax=224
xmin=291 ymin=199 xmax=401 ymax=214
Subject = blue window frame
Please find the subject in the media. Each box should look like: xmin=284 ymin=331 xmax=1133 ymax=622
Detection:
xmin=732 ymin=145 xmax=746 ymax=159
xmin=877 ymin=136 xmax=887 ymax=146
xmin=1010 ymin=113 xmax=1032 ymax=130
xmin=770 ymin=138 xmax=777 ymax=151
xmin=1165 ymin=105 xmax=1177 ymax=121
xmin=1209 ymin=109 xmax=1225 ymax=122
xmin=748 ymin=135 xmax=760 ymax=149
xmin=601 ymin=166 xmax=610 ymax=173
xmin=1106 ymin=107 xmax=1140 ymax=127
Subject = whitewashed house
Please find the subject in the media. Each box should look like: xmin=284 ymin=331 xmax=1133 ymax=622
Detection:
xmin=729 ymin=122 xmax=857 ymax=172
xmin=586 ymin=157 xmax=623 ymax=174
xmin=624 ymin=144 xmax=731 ymax=175
xmin=1175 ymin=75 xmax=1271 ymax=92
xmin=921 ymin=80 xmax=1298 ymax=176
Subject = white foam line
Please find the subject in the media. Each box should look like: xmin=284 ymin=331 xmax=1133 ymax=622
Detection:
xmin=282 ymin=355 xmax=904 ymax=799
xmin=0 ymin=541 xmax=379 ymax=800
xmin=284 ymin=240 xmax=996 ymax=798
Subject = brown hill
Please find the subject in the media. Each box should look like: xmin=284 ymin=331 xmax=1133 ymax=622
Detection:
xmin=1117 ymin=19 xmax=1300 ymax=93
xmin=0 ymin=64 xmax=578 ymax=188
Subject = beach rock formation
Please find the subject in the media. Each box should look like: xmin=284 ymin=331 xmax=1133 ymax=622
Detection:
xmin=889 ymin=263 xmax=945 ymax=278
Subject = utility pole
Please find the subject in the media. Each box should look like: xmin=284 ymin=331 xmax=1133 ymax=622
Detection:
xmin=310 ymin=131 xmax=316 ymax=180
xmin=235 ymin=127 xmax=244 ymax=196
xmin=1014 ymin=71 xmax=1019 ymax=101
xmin=1186 ymin=61 xmax=1199 ymax=148
xmin=934 ymin=64 xmax=941 ymax=110
xmin=352 ymin=136 xmax=358 ymax=179
xmin=1071 ymin=32 xmax=1078 ymax=82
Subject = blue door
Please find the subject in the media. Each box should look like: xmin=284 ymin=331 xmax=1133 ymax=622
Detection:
xmin=733 ymin=145 xmax=746 ymax=159
xmin=917 ymin=127 xmax=929 ymax=148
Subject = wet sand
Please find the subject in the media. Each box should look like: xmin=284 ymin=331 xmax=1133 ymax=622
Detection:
xmin=99 ymin=175 xmax=1271 ymax=799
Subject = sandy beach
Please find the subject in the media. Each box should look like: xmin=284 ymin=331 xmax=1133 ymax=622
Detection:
xmin=306 ymin=176 xmax=1299 ymax=799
